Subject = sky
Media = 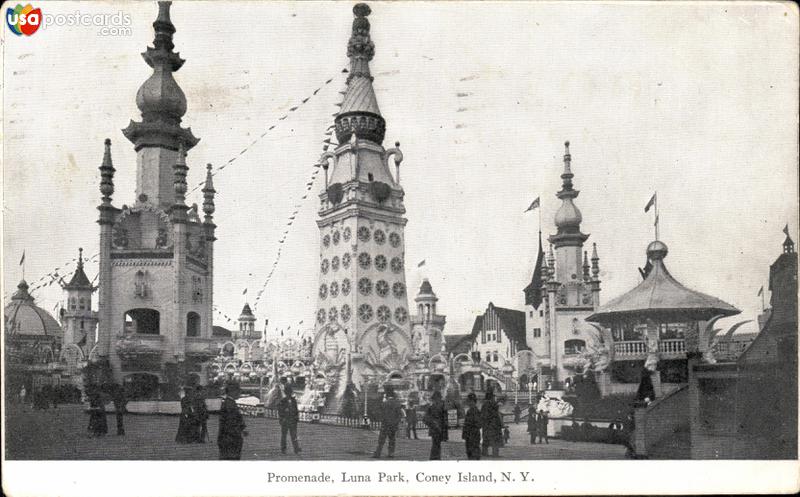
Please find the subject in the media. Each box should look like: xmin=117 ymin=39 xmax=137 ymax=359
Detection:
xmin=3 ymin=1 xmax=798 ymax=339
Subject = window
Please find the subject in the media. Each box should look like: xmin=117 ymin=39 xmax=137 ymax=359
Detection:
xmin=186 ymin=312 xmax=200 ymax=337
xmin=539 ymin=310 xmax=544 ymax=317
xmin=529 ymin=311 xmax=533 ymax=317
xmin=79 ymin=297 xmax=86 ymax=310
xmin=124 ymin=309 xmax=160 ymax=335
xmin=534 ymin=328 xmax=541 ymax=338
xmin=80 ymin=320 xmax=85 ymax=331
xmin=485 ymin=351 xmax=491 ymax=362
xmin=70 ymin=297 xmax=76 ymax=310
xmin=564 ymin=339 xmax=586 ymax=355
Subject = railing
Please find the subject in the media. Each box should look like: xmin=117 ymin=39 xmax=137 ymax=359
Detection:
xmin=613 ymin=341 xmax=647 ymax=356
xmin=658 ymin=339 xmax=686 ymax=356
xmin=633 ymin=385 xmax=689 ymax=458
xmin=240 ymin=405 xmax=458 ymax=431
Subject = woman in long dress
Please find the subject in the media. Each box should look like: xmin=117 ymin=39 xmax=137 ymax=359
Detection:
xmin=87 ymin=388 xmax=108 ymax=437
xmin=175 ymin=387 xmax=197 ymax=443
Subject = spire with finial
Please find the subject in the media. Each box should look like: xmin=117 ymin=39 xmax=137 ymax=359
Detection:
xmin=64 ymin=247 xmax=93 ymax=291
xmin=547 ymin=243 xmax=555 ymax=272
xmin=171 ymin=140 xmax=188 ymax=222
xmin=202 ymin=163 xmax=216 ymax=224
xmin=583 ymin=251 xmax=590 ymax=281
xmin=550 ymin=140 xmax=589 ymax=249
xmin=335 ymin=3 xmax=386 ymax=145
xmin=99 ymin=138 xmax=115 ymax=205
xmin=591 ymin=242 xmax=600 ymax=281
xmin=783 ymin=224 xmax=795 ymax=254
xmin=123 ymin=1 xmax=198 ymax=151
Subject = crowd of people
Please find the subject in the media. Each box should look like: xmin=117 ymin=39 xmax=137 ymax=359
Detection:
xmin=67 ymin=378 xmax=638 ymax=460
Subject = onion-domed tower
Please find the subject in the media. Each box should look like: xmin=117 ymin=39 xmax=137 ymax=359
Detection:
xmin=311 ymin=3 xmax=412 ymax=393
xmin=95 ymin=1 xmax=216 ymax=391
xmin=531 ymin=141 xmax=603 ymax=385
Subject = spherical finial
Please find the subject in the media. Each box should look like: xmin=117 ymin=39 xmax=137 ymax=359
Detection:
xmin=395 ymin=141 xmax=400 ymax=147
xmin=104 ymin=138 xmax=111 ymax=146
xmin=353 ymin=3 xmax=371 ymax=17
xmin=646 ymin=240 xmax=669 ymax=261
xmin=565 ymin=140 xmax=570 ymax=147
xmin=206 ymin=163 xmax=213 ymax=172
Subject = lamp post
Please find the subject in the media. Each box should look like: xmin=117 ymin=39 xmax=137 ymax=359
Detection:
xmin=362 ymin=376 xmax=371 ymax=429
xmin=528 ymin=381 xmax=532 ymax=405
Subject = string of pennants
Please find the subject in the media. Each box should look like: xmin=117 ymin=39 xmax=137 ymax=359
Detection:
xmin=250 ymin=70 xmax=348 ymax=314
xmin=7 ymin=71 xmax=347 ymax=320
xmin=188 ymin=69 xmax=347 ymax=195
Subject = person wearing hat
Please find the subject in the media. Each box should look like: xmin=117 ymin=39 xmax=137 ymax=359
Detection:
xmin=194 ymin=385 xmax=209 ymax=443
xmin=462 ymin=392 xmax=481 ymax=460
xmin=404 ymin=401 xmax=418 ymax=440
xmin=526 ymin=406 xmax=537 ymax=444
xmin=481 ymin=389 xmax=503 ymax=457
xmin=372 ymin=386 xmax=402 ymax=458
xmin=175 ymin=386 xmax=196 ymax=444
xmin=277 ymin=383 xmax=301 ymax=454
xmin=423 ymin=390 xmax=448 ymax=460
xmin=218 ymin=383 xmax=247 ymax=460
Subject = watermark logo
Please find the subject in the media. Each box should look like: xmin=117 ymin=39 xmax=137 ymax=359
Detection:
xmin=6 ymin=4 xmax=42 ymax=36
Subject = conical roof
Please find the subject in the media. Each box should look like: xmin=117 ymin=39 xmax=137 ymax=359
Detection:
xmin=588 ymin=241 xmax=740 ymax=323
xmin=334 ymin=3 xmax=386 ymax=145
xmin=64 ymin=248 xmax=92 ymax=290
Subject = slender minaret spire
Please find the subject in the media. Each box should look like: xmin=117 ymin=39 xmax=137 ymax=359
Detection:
xmin=202 ymin=163 xmax=216 ymax=224
xmin=583 ymin=251 xmax=591 ymax=282
xmin=334 ymin=3 xmax=386 ymax=145
xmin=591 ymin=242 xmax=600 ymax=281
xmin=99 ymin=139 xmax=115 ymax=209
xmin=171 ymin=140 xmax=188 ymax=222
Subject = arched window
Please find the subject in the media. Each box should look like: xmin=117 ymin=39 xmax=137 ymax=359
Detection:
xmin=564 ymin=339 xmax=586 ymax=355
xmin=124 ymin=309 xmax=160 ymax=335
xmin=186 ymin=312 xmax=200 ymax=337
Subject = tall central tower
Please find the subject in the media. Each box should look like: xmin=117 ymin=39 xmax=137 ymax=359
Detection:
xmin=312 ymin=3 xmax=412 ymax=390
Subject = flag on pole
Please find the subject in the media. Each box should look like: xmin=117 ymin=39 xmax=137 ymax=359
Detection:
xmin=417 ymin=260 xmax=426 ymax=268
xmin=243 ymin=288 xmax=248 ymax=295
xmin=654 ymin=214 xmax=659 ymax=226
xmin=525 ymin=196 xmax=540 ymax=213
xmin=784 ymin=224 xmax=790 ymax=236
xmin=757 ymin=286 xmax=763 ymax=296
xmin=19 ymin=251 xmax=25 ymax=266
xmin=645 ymin=193 xmax=657 ymax=212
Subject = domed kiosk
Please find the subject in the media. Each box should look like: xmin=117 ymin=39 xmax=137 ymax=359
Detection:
xmin=4 ymin=280 xmax=64 ymax=397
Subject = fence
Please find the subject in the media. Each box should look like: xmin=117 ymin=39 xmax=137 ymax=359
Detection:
xmin=239 ymin=405 xmax=460 ymax=431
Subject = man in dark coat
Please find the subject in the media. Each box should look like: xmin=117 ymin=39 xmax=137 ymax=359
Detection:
xmin=218 ymin=383 xmax=247 ymax=460
xmin=194 ymin=385 xmax=209 ymax=443
xmin=527 ymin=406 xmax=537 ymax=444
xmin=424 ymin=391 xmax=448 ymax=460
xmin=277 ymin=384 xmax=301 ymax=454
xmin=373 ymin=387 xmax=403 ymax=458
xmin=513 ymin=404 xmax=521 ymax=424
xmin=636 ymin=367 xmax=656 ymax=405
xmin=481 ymin=390 xmax=503 ymax=457
xmin=111 ymin=383 xmax=127 ymax=436
xmin=536 ymin=409 xmax=549 ymax=444
xmin=462 ymin=393 xmax=481 ymax=460
xmin=175 ymin=387 xmax=196 ymax=444
xmin=405 ymin=402 xmax=418 ymax=439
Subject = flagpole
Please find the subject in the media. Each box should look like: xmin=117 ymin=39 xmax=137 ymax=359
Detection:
xmin=761 ymin=288 xmax=765 ymax=311
xmin=655 ymin=192 xmax=659 ymax=241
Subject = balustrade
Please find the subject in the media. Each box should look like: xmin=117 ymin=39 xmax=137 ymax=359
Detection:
xmin=613 ymin=341 xmax=647 ymax=356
